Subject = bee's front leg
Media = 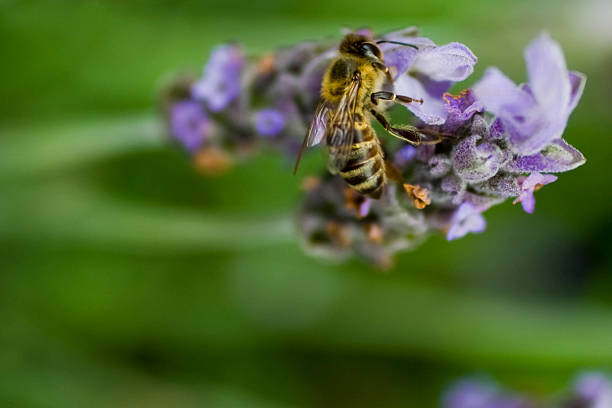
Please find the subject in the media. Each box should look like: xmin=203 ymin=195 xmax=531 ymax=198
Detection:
xmin=371 ymin=91 xmax=423 ymax=106
xmin=370 ymin=109 xmax=442 ymax=145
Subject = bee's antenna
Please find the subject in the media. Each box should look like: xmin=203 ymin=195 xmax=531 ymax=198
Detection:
xmin=376 ymin=40 xmax=419 ymax=50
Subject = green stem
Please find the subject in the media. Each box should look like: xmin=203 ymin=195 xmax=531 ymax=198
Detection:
xmin=0 ymin=113 xmax=164 ymax=179
xmin=0 ymin=183 xmax=294 ymax=251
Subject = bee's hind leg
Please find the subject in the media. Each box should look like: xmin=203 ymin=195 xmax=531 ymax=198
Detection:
xmin=371 ymin=91 xmax=423 ymax=106
xmin=370 ymin=109 xmax=442 ymax=145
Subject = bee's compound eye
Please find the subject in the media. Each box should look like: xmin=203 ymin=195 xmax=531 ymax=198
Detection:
xmin=360 ymin=42 xmax=382 ymax=59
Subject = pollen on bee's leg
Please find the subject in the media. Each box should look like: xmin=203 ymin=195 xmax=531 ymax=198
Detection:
xmin=403 ymin=183 xmax=431 ymax=209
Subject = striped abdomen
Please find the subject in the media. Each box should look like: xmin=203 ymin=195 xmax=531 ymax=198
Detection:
xmin=339 ymin=123 xmax=386 ymax=199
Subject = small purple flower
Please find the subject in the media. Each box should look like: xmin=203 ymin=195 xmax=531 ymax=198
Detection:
xmin=443 ymin=380 xmax=498 ymax=408
xmin=192 ymin=44 xmax=245 ymax=112
xmin=443 ymin=379 xmax=534 ymax=408
xmin=383 ymin=35 xmax=477 ymax=125
xmin=504 ymin=139 xmax=586 ymax=173
xmin=452 ymin=134 xmax=504 ymax=183
xmin=472 ymin=32 xmax=586 ymax=155
xmin=573 ymin=372 xmax=612 ymax=408
xmin=170 ymin=101 xmax=211 ymax=152
xmin=359 ymin=197 xmax=372 ymax=218
xmin=443 ymin=90 xmax=483 ymax=132
xmin=487 ymin=118 xmax=506 ymax=141
xmin=254 ymin=109 xmax=286 ymax=137
xmin=447 ymin=203 xmax=486 ymax=241
xmin=428 ymin=155 xmax=452 ymax=178
xmin=441 ymin=175 xmax=466 ymax=204
xmin=513 ymin=172 xmax=557 ymax=214
xmin=394 ymin=145 xmax=417 ymax=168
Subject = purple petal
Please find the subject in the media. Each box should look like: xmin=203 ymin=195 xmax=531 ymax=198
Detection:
xmin=506 ymin=115 xmax=553 ymax=156
xmin=472 ymin=67 xmax=537 ymax=119
xmin=428 ymin=155 xmax=452 ymax=177
xmin=505 ymin=139 xmax=586 ymax=173
xmin=441 ymin=175 xmax=466 ymax=197
xmin=473 ymin=173 xmax=520 ymax=197
xmin=443 ymin=380 xmax=497 ymax=408
xmin=574 ymin=372 xmax=612 ymax=404
xmin=524 ymin=32 xmax=570 ymax=120
xmin=384 ymin=46 xmax=418 ymax=78
xmin=522 ymin=172 xmax=557 ymax=190
xmin=514 ymin=172 xmax=557 ymax=214
xmin=192 ymin=45 xmax=244 ymax=112
xmin=170 ymin=101 xmax=211 ymax=152
xmin=394 ymin=145 xmax=417 ymax=168
xmin=254 ymin=109 xmax=286 ymax=137
xmin=411 ymin=42 xmax=477 ymax=82
xmin=443 ymin=90 xmax=483 ymax=132
xmin=519 ymin=191 xmax=536 ymax=214
xmin=487 ymin=117 xmax=506 ymax=141
xmin=394 ymin=75 xmax=450 ymax=125
xmin=475 ymin=34 xmax=584 ymax=156
xmin=378 ymin=31 xmax=435 ymax=52
xmin=446 ymin=203 xmax=486 ymax=241
xmin=359 ymin=198 xmax=372 ymax=218
xmin=472 ymin=68 xmax=544 ymax=155
xmin=461 ymin=192 xmax=505 ymax=208
xmin=452 ymin=134 xmax=503 ymax=182
xmin=567 ymin=70 xmax=587 ymax=113
xmin=379 ymin=34 xmax=434 ymax=77
xmin=415 ymin=144 xmax=436 ymax=162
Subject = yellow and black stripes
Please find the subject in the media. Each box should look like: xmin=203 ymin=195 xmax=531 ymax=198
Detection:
xmin=338 ymin=125 xmax=386 ymax=199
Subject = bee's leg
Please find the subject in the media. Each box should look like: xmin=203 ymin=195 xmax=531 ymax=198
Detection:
xmin=370 ymin=109 xmax=441 ymax=145
xmin=371 ymin=91 xmax=423 ymax=106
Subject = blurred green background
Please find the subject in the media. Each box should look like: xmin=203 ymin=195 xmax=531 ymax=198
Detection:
xmin=1 ymin=0 xmax=611 ymax=406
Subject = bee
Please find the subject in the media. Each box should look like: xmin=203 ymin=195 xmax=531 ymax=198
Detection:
xmin=294 ymin=33 xmax=444 ymax=199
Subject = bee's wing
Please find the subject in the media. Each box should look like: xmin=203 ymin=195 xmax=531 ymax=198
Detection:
xmin=293 ymin=100 xmax=330 ymax=175
xmin=326 ymin=74 xmax=361 ymax=173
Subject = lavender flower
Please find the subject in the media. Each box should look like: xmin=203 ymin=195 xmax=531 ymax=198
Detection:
xmin=254 ymin=108 xmax=286 ymax=137
xmin=572 ymin=372 xmax=612 ymax=408
xmin=443 ymin=379 xmax=532 ymax=408
xmin=513 ymin=172 xmax=558 ymax=214
xmin=162 ymin=28 xmax=586 ymax=265
xmin=443 ymin=90 xmax=483 ymax=133
xmin=169 ymin=101 xmax=212 ymax=152
xmin=472 ymin=32 xmax=586 ymax=156
xmin=442 ymin=373 xmax=612 ymax=408
xmin=444 ymin=380 xmax=499 ymax=408
xmin=382 ymin=29 xmax=477 ymax=125
xmin=192 ymin=45 xmax=245 ymax=112
xmin=446 ymin=203 xmax=487 ymax=241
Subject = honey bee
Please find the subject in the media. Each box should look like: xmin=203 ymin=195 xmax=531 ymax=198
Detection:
xmin=294 ymin=33 xmax=444 ymax=199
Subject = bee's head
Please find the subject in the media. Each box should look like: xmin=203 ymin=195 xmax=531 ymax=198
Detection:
xmin=339 ymin=34 xmax=383 ymax=62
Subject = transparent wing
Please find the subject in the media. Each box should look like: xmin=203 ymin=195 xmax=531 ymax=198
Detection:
xmin=293 ymin=100 xmax=330 ymax=175
xmin=326 ymin=74 xmax=361 ymax=172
